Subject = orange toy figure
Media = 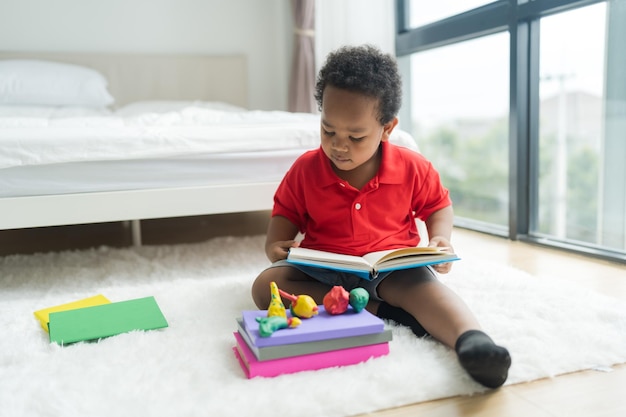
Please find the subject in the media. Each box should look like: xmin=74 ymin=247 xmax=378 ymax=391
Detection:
xmin=323 ymin=286 xmax=350 ymax=315
xmin=278 ymin=289 xmax=319 ymax=319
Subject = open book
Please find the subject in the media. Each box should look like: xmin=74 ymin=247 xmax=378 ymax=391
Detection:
xmin=287 ymin=246 xmax=460 ymax=280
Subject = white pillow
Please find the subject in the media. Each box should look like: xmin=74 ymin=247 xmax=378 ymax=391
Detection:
xmin=0 ymin=59 xmax=115 ymax=108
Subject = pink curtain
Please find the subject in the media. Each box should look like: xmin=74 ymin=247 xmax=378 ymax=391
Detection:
xmin=288 ymin=0 xmax=316 ymax=113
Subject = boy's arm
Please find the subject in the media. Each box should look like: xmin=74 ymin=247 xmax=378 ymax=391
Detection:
xmin=425 ymin=205 xmax=455 ymax=273
xmin=265 ymin=215 xmax=300 ymax=263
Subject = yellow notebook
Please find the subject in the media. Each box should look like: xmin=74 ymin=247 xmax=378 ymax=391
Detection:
xmin=34 ymin=294 xmax=111 ymax=332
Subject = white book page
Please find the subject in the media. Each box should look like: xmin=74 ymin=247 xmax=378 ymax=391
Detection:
xmin=362 ymin=247 xmax=448 ymax=266
xmin=288 ymin=247 xmax=372 ymax=267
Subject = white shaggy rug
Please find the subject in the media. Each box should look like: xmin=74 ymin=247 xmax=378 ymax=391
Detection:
xmin=1 ymin=235 xmax=626 ymax=417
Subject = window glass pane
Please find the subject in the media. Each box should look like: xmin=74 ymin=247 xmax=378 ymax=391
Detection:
xmin=408 ymin=0 xmax=496 ymax=28
xmin=537 ymin=2 xmax=626 ymax=253
xmin=408 ymin=33 xmax=510 ymax=228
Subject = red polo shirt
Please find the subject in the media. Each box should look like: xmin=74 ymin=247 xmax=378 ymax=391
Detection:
xmin=272 ymin=141 xmax=451 ymax=256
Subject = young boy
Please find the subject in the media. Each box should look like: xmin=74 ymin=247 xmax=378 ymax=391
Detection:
xmin=251 ymin=45 xmax=511 ymax=388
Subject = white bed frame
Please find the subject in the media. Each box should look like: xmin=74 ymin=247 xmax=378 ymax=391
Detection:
xmin=0 ymin=52 xmax=278 ymax=245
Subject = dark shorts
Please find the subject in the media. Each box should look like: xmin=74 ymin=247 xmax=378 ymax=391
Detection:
xmin=266 ymin=260 xmax=435 ymax=302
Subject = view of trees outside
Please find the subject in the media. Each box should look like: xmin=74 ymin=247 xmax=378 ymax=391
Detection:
xmin=409 ymin=33 xmax=510 ymax=228
xmin=408 ymin=3 xmax=614 ymax=249
xmin=537 ymin=3 xmax=606 ymax=246
xmin=405 ymin=0 xmax=624 ymax=256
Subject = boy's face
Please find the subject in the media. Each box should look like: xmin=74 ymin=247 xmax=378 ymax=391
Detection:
xmin=320 ymin=86 xmax=397 ymax=173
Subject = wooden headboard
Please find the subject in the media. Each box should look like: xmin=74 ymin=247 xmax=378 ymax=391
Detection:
xmin=0 ymin=52 xmax=248 ymax=108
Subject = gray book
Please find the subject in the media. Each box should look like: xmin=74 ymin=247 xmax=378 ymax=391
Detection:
xmin=236 ymin=318 xmax=392 ymax=361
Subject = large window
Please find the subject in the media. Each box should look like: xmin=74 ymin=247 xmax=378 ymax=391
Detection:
xmin=397 ymin=0 xmax=626 ymax=263
xmin=537 ymin=4 xmax=607 ymax=246
xmin=409 ymin=34 xmax=509 ymax=228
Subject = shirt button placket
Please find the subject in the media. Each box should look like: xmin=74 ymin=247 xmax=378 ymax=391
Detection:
xmin=353 ymin=200 xmax=366 ymax=238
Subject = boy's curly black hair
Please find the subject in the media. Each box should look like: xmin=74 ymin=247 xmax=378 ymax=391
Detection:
xmin=314 ymin=45 xmax=402 ymax=125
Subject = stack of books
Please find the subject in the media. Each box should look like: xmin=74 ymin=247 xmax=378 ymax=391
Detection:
xmin=233 ymin=306 xmax=392 ymax=378
xmin=34 ymin=294 xmax=169 ymax=345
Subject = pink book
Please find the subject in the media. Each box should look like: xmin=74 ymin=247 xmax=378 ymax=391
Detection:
xmin=232 ymin=332 xmax=389 ymax=378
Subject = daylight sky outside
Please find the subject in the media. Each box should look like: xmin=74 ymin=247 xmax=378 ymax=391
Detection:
xmin=409 ymin=1 xmax=606 ymax=125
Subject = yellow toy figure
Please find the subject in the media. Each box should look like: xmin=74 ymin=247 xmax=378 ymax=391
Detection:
xmin=267 ymin=281 xmax=287 ymax=318
xmin=256 ymin=282 xmax=301 ymax=337
xmin=278 ymin=289 xmax=319 ymax=319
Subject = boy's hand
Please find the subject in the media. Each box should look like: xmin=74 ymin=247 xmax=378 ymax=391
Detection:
xmin=428 ymin=236 xmax=454 ymax=274
xmin=266 ymin=239 xmax=300 ymax=263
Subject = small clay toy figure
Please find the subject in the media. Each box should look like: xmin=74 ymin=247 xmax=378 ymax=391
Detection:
xmin=278 ymin=289 xmax=319 ymax=319
xmin=348 ymin=288 xmax=369 ymax=313
xmin=323 ymin=286 xmax=350 ymax=314
xmin=267 ymin=281 xmax=287 ymax=318
xmin=256 ymin=316 xmax=302 ymax=337
xmin=323 ymin=286 xmax=370 ymax=314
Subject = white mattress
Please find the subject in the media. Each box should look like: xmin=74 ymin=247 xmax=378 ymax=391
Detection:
xmin=0 ymin=102 xmax=419 ymax=198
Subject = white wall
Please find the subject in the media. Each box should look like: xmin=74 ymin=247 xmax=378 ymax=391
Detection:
xmin=315 ymin=0 xmax=396 ymax=74
xmin=0 ymin=0 xmax=292 ymax=110
xmin=315 ymin=0 xmax=401 ymax=126
xmin=0 ymin=0 xmax=398 ymax=111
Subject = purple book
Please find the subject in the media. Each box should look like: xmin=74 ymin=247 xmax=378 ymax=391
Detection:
xmin=240 ymin=306 xmax=385 ymax=348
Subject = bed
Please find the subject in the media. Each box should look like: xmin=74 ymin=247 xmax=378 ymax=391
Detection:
xmin=0 ymin=52 xmax=420 ymax=246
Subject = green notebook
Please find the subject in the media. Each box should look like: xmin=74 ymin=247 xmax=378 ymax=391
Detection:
xmin=48 ymin=296 xmax=168 ymax=345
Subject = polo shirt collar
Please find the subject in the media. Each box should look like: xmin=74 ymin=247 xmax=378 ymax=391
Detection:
xmin=377 ymin=141 xmax=405 ymax=184
xmin=316 ymin=147 xmax=339 ymax=187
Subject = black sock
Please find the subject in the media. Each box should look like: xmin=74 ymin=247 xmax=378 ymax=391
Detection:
xmin=455 ymin=330 xmax=511 ymax=388
xmin=376 ymin=302 xmax=429 ymax=337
